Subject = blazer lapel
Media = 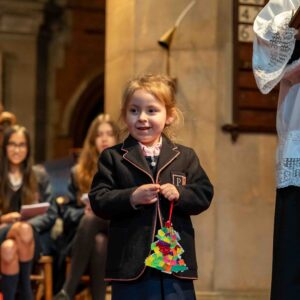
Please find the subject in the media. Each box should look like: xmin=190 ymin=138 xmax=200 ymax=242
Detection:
xmin=156 ymin=135 xmax=180 ymax=179
xmin=121 ymin=135 xmax=180 ymax=182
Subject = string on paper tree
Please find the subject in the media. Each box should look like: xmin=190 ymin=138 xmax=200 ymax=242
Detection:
xmin=145 ymin=201 xmax=188 ymax=274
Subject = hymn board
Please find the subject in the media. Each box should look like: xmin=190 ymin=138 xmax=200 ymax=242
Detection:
xmin=223 ymin=0 xmax=278 ymax=142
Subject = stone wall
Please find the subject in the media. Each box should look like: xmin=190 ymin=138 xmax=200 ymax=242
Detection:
xmin=47 ymin=0 xmax=106 ymax=158
xmin=0 ymin=0 xmax=46 ymax=148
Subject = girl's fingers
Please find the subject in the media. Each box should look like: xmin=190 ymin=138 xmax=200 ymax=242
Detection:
xmin=148 ymin=185 xmax=160 ymax=192
xmin=144 ymin=197 xmax=158 ymax=204
xmin=150 ymin=197 xmax=158 ymax=203
xmin=160 ymin=184 xmax=175 ymax=192
xmin=161 ymin=188 xmax=179 ymax=201
xmin=161 ymin=189 xmax=175 ymax=197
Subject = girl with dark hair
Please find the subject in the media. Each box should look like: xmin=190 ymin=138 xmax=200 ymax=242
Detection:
xmin=0 ymin=125 xmax=56 ymax=300
xmin=54 ymin=114 xmax=119 ymax=300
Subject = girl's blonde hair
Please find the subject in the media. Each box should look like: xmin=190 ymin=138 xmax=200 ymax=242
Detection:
xmin=120 ymin=74 xmax=183 ymax=140
xmin=75 ymin=114 xmax=119 ymax=198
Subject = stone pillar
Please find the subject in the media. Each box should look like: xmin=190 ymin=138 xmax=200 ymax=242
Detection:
xmin=0 ymin=0 xmax=46 ymax=146
xmin=105 ymin=0 xmax=135 ymax=119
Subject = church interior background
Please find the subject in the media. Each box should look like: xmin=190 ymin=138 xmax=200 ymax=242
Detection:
xmin=0 ymin=0 xmax=276 ymax=299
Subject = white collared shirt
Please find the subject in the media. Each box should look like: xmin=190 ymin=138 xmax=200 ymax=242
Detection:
xmin=138 ymin=136 xmax=162 ymax=157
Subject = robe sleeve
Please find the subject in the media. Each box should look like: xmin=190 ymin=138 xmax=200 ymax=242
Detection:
xmin=252 ymin=0 xmax=299 ymax=94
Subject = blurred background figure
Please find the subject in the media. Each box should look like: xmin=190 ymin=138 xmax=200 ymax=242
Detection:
xmin=0 ymin=125 xmax=57 ymax=300
xmin=54 ymin=114 xmax=119 ymax=300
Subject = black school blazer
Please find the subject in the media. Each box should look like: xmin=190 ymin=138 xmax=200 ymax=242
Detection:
xmin=89 ymin=135 xmax=214 ymax=281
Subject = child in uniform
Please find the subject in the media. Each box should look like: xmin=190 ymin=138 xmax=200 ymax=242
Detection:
xmin=89 ymin=74 xmax=214 ymax=300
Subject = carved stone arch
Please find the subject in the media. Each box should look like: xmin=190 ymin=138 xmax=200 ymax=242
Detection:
xmin=68 ymin=73 xmax=104 ymax=148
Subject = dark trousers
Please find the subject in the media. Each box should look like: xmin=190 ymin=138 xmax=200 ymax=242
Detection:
xmin=271 ymin=186 xmax=300 ymax=300
xmin=111 ymin=268 xmax=195 ymax=300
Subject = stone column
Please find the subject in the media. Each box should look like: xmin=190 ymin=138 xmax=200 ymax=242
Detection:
xmin=0 ymin=0 xmax=46 ymax=146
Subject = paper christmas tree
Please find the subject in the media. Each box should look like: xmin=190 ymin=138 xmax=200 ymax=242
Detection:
xmin=145 ymin=221 xmax=188 ymax=274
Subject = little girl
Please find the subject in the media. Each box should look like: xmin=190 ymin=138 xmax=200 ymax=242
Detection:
xmin=89 ymin=74 xmax=214 ymax=299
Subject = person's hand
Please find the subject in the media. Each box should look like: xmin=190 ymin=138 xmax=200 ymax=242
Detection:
xmin=160 ymin=183 xmax=180 ymax=202
xmin=80 ymin=193 xmax=89 ymax=205
xmin=1 ymin=212 xmax=21 ymax=224
xmin=284 ymin=66 xmax=300 ymax=86
xmin=84 ymin=199 xmax=94 ymax=215
xmin=295 ymin=29 xmax=300 ymax=40
xmin=130 ymin=184 xmax=160 ymax=206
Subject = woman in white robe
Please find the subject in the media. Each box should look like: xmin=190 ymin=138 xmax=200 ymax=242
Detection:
xmin=253 ymin=0 xmax=300 ymax=299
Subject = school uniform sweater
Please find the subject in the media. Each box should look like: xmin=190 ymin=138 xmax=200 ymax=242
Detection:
xmin=89 ymin=135 xmax=213 ymax=281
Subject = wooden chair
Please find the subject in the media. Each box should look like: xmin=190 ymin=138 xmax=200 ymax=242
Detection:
xmin=30 ymin=255 xmax=53 ymax=300
xmin=65 ymin=256 xmax=90 ymax=299
xmin=66 ymin=257 xmax=111 ymax=300
xmin=66 ymin=256 xmax=90 ymax=282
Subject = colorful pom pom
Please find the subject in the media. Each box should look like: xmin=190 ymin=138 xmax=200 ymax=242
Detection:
xmin=145 ymin=222 xmax=188 ymax=274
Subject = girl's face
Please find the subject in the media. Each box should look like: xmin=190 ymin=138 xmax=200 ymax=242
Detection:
xmin=6 ymin=131 xmax=28 ymax=167
xmin=125 ymin=89 xmax=173 ymax=146
xmin=95 ymin=122 xmax=116 ymax=154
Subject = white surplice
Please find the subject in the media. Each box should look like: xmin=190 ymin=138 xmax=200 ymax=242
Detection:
xmin=253 ymin=0 xmax=300 ymax=188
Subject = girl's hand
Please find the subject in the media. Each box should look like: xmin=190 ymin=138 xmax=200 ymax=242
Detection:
xmin=84 ymin=199 xmax=94 ymax=215
xmin=80 ymin=193 xmax=89 ymax=205
xmin=1 ymin=212 xmax=22 ymax=224
xmin=160 ymin=183 xmax=179 ymax=202
xmin=131 ymin=184 xmax=160 ymax=206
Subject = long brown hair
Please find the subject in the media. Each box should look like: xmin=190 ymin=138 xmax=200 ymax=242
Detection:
xmin=74 ymin=114 xmax=119 ymax=198
xmin=0 ymin=125 xmax=37 ymax=212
